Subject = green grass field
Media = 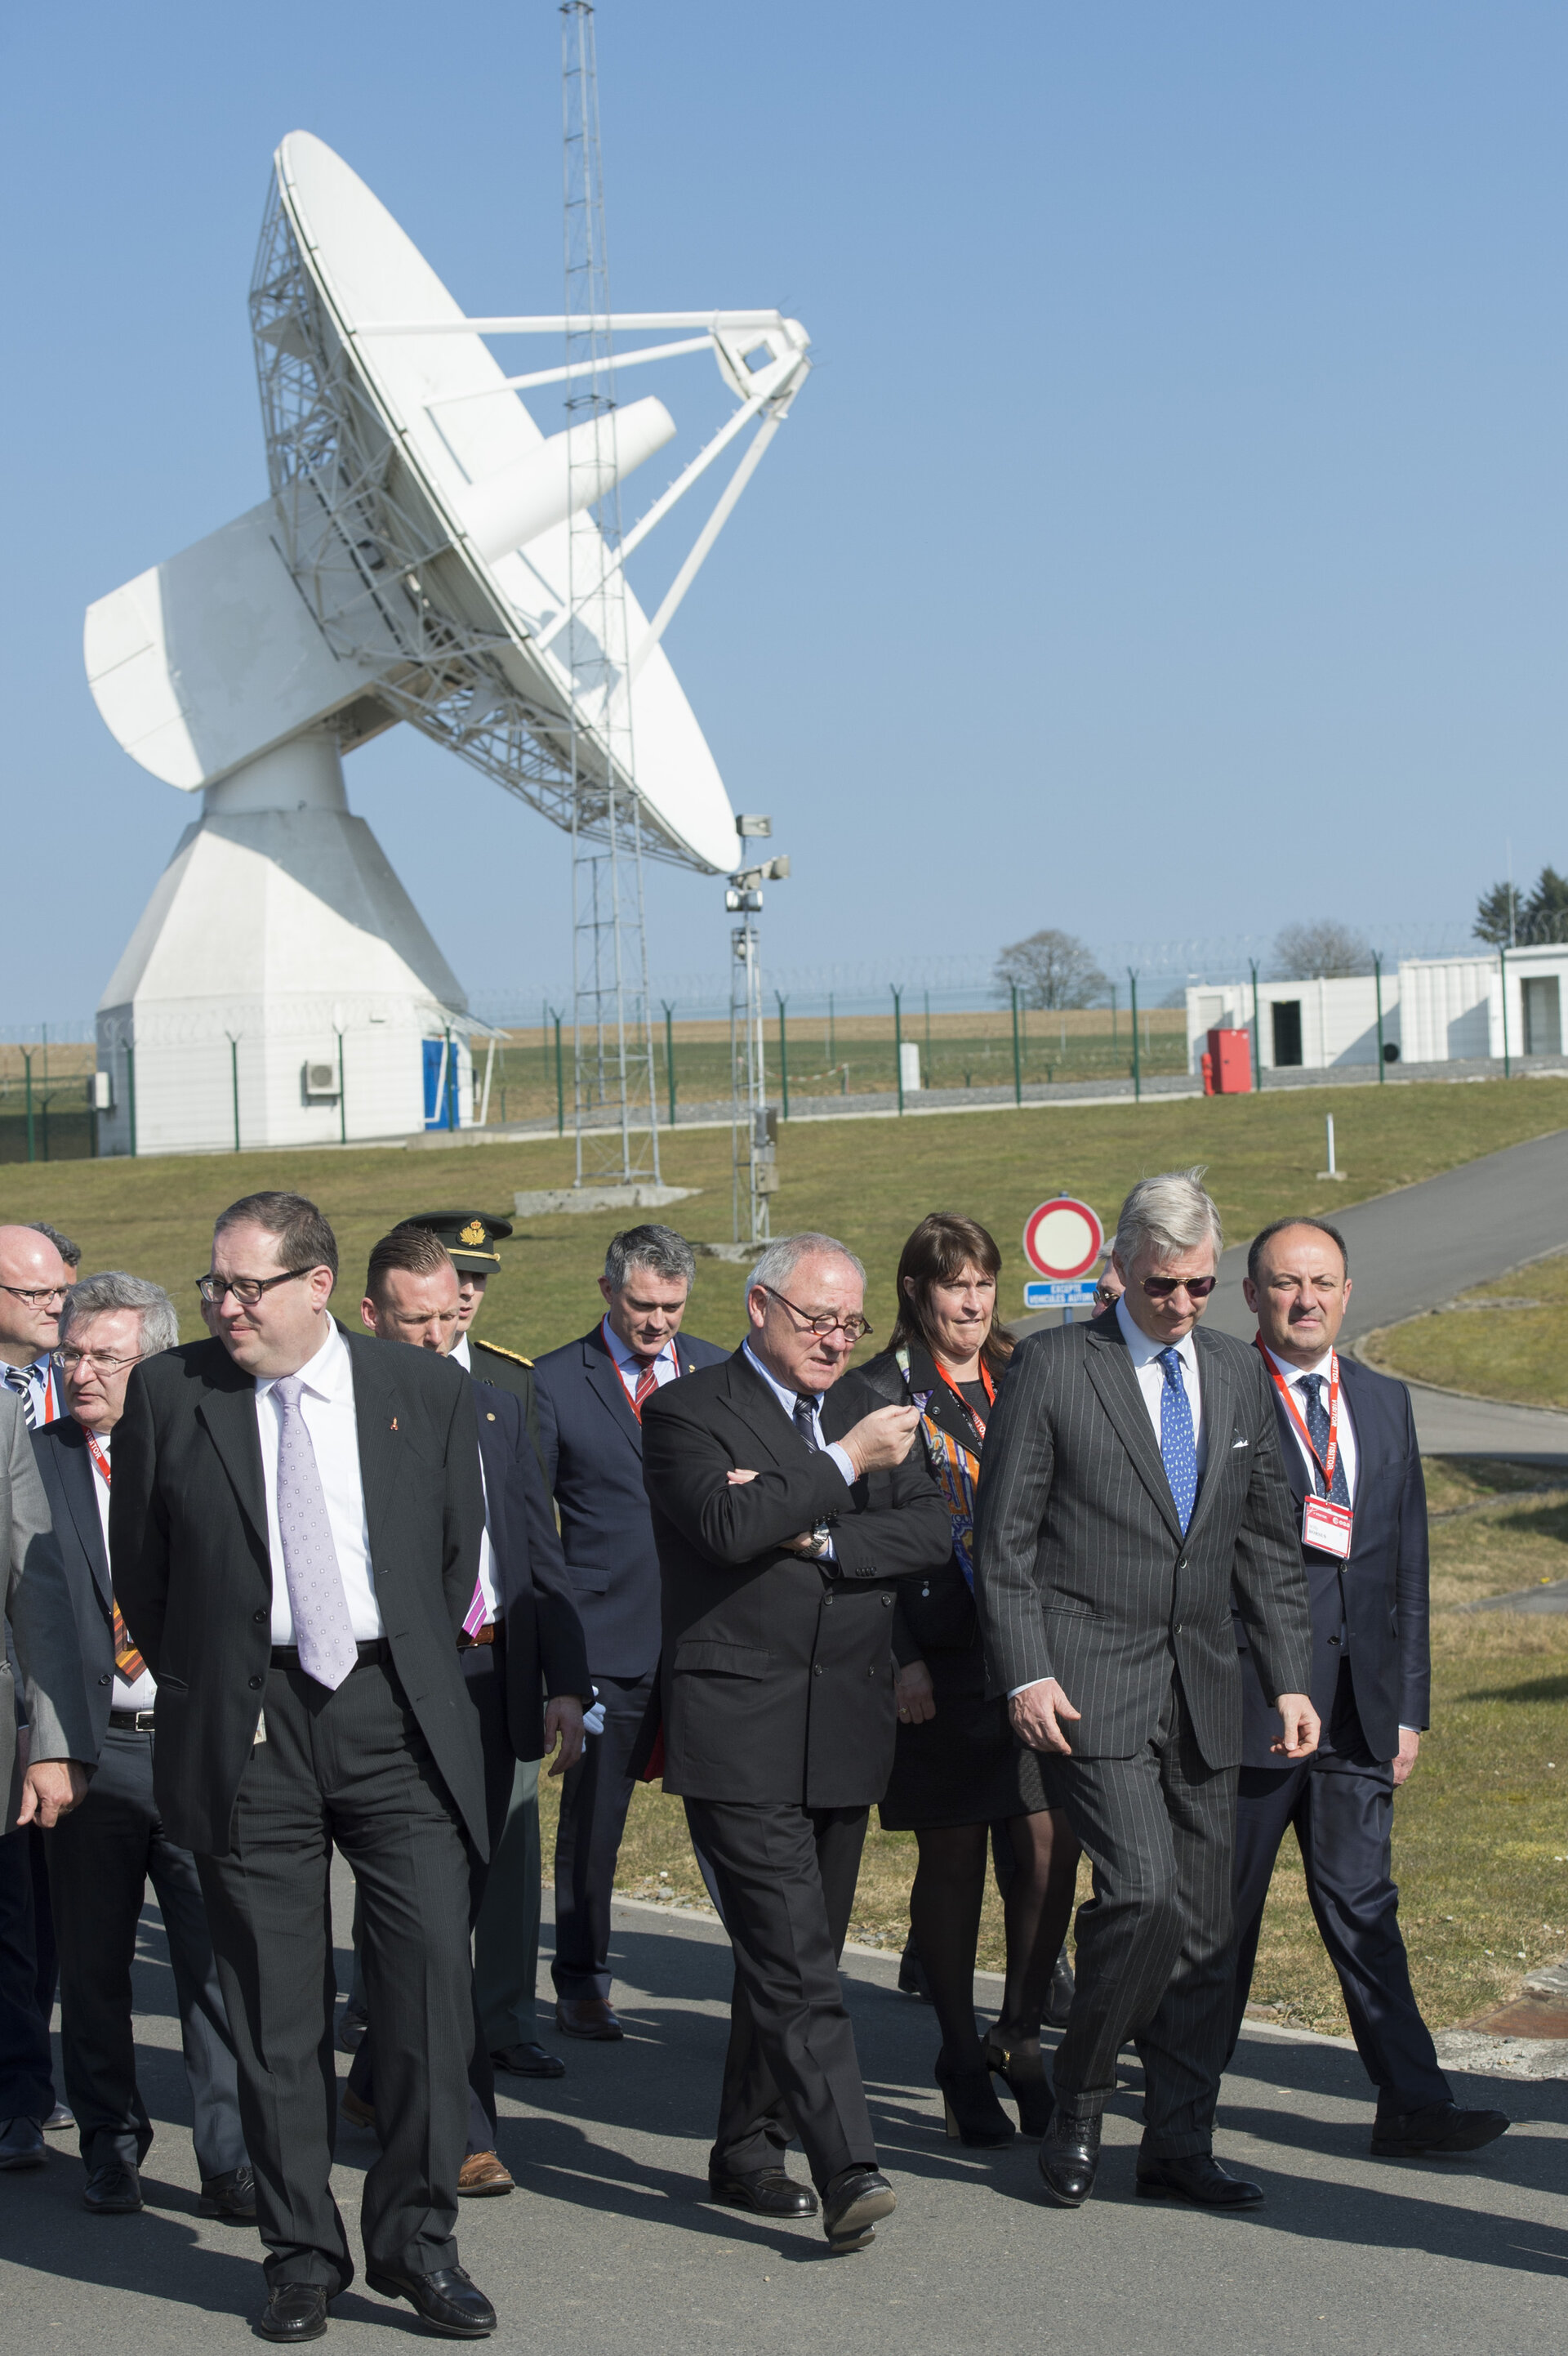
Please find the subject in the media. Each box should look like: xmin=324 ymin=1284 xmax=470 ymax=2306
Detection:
xmin=1367 ymin=1247 xmax=1568 ymax=1412
xmin=7 ymin=1076 xmax=1566 ymax=2036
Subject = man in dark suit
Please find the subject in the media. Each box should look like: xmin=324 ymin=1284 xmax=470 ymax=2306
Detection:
xmin=974 ymin=1168 xmax=1318 ymax=2213
xmin=111 ymin=1191 xmax=497 ymax=2345
xmin=395 ymin=1211 xmax=558 ymax=2082
xmin=642 ymin=1231 xmax=951 ymax=2252
xmin=33 ymin=1270 xmax=251 ymax=2219
xmin=534 ymin=1225 xmax=728 ymax=2040
xmin=354 ymin=1227 xmax=589 ymax=2184
xmin=1229 ymin=1218 xmax=1508 ymax=2159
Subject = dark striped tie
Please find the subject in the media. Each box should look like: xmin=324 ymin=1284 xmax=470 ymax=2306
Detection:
xmin=3 ymin=1363 xmax=36 ymax=1429
xmin=792 ymin=1394 xmax=819 ymax=1452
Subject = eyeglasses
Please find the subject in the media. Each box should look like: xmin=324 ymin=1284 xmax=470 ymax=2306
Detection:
xmin=1091 ymin=1282 xmax=1120 ymax=1309
xmin=52 ymin=1347 xmax=145 ymax=1375
xmin=1139 ymin=1274 xmax=1217 ymax=1301
xmin=197 ymin=1268 xmax=312 ymax=1309
xmin=0 ymin=1283 xmax=69 ymax=1309
xmin=759 ymin=1285 xmax=873 ymax=1344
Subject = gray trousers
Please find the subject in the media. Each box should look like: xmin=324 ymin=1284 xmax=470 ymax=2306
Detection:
xmin=474 ymin=1758 xmax=542 ymax=2050
xmin=1049 ymin=1679 xmax=1236 ymax=2157
xmin=198 ymin=1660 xmax=473 ymax=2293
xmin=47 ymin=1725 xmax=246 ymax=2180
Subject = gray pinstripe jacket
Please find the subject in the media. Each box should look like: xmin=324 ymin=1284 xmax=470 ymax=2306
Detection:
xmin=972 ymin=1313 xmax=1312 ymax=1769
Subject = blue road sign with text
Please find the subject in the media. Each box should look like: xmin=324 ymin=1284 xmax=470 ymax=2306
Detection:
xmin=1024 ymin=1279 xmax=1099 ymax=1310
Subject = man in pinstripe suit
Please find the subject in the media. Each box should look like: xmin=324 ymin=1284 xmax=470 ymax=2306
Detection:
xmin=974 ymin=1170 xmax=1316 ymax=2211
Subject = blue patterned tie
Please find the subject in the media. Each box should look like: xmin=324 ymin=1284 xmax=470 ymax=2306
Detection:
xmin=1157 ymin=1346 xmax=1197 ymax=1533
xmin=1300 ymin=1374 xmax=1350 ymax=1506
xmin=792 ymin=1394 xmax=820 ymax=1452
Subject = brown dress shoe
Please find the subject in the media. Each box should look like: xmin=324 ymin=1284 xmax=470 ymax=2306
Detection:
xmin=457 ymin=2150 xmax=514 ymax=2197
xmin=555 ymin=1997 xmax=624 ymax=2041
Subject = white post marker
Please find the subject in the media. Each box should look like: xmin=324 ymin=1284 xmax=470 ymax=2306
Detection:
xmin=1316 ymin=1112 xmax=1347 ymax=1182
xmin=1022 ymin=1197 xmax=1106 ymax=1323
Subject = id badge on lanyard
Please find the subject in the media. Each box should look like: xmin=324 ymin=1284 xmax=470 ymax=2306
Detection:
xmin=1257 ymin=1340 xmax=1353 ymax=1559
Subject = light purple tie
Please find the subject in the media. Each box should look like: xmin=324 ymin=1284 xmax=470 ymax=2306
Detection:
xmin=272 ymin=1375 xmax=358 ymax=1691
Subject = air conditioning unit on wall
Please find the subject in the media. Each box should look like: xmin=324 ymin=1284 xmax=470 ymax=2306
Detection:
xmin=302 ymin=1060 xmax=339 ymax=1100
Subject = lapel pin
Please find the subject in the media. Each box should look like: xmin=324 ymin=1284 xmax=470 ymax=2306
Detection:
xmin=390 ymin=1417 xmax=399 ymax=1431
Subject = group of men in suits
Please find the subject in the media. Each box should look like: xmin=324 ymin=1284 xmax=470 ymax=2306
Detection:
xmin=1 ymin=1168 xmax=1513 ymax=2327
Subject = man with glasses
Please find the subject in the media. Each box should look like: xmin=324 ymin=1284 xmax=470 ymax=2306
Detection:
xmin=111 ymin=1191 xmax=497 ymax=2344
xmin=975 ymin=1168 xmax=1316 ymax=2214
xmin=0 ymin=1222 xmax=91 ymax=2175
xmin=641 ymin=1233 xmax=951 ymax=2251
xmin=532 ymin=1226 xmax=728 ymax=2044
xmin=32 ymin=1272 xmax=252 ymax=2217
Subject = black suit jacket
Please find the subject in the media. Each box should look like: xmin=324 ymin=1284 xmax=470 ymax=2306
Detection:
xmin=534 ymin=1323 xmax=730 ymax=1678
xmin=973 ymin=1312 xmax=1312 ymax=1769
xmin=110 ymin=1323 xmax=488 ymax=1858
xmin=32 ymin=1417 xmax=115 ymax=1760
xmin=1238 ymin=1353 xmax=1430 ymax=1768
xmin=640 ymin=1349 xmax=952 ymax=1809
xmin=473 ymin=1376 xmax=590 ymax=1760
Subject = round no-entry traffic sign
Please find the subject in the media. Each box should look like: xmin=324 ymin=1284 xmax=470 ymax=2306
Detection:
xmin=1022 ymin=1197 xmax=1104 ymax=1280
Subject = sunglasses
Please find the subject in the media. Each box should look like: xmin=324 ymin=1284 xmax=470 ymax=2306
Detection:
xmin=1140 ymin=1274 xmax=1217 ymax=1301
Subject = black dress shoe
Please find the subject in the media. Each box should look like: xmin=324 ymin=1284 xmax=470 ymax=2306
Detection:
xmin=821 ymin=2166 xmax=895 ymax=2252
xmin=1045 ymin=1947 xmax=1076 ymax=2029
xmin=490 ymin=2041 xmax=566 ymax=2079
xmin=43 ymin=2102 xmax=75 ymax=2132
xmin=199 ymin=2163 xmax=257 ymax=2220
xmin=709 ymin=2164 xmax=819 ymax=2216
xmin=1037 ymin=2111 xmax=1100 ymax=2207
xmin=256 ymin=2282 xmax=332 ymax=2343
xmin=365 ymin=2264 xmax=497 ymax=2338
xmin=83 ymin=2157 xmax=144 ymax=2213
xmin=336 ymin=2006 xmax=368 ymax=2053
xmin=0 ymin=2117 xmax=46 ymax=2171
xmin=1370 ymin=2100 xmax=1510 ymax=2157
xmin=555 ymin=1997 xmax=623 ymax=2041
xmin=1137 ymin=2151 xmax=1263 ymax=2208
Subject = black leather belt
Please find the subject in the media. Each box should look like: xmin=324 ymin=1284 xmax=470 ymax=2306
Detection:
xmin=109 ymin=1708 xmax=156 ymax=1733
xmin=270 ymin=1639 xmax=392 ymax=1671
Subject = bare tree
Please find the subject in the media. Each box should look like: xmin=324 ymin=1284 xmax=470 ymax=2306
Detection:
xmin=995 ymin=928 xmax=1108 ymax=1010
xmin=1272 ymin=920 xmax=1371 ymax=980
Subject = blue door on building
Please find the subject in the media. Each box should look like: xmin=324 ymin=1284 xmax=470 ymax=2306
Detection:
xmin=423 ymin=1037 xmax=459 ymax=1131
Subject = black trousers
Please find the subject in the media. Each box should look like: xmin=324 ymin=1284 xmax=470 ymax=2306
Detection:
xmin=347 ymin=1640 xmax=516 ymax=2155
xmin=684 ymin=1798 xmax=876 ymax=2189
xmin=0 ymin=1823 xmax=56 ymax=2124
xmin=1227 ymin=1671 xmax=1449 ymax=2115
xmin=46 ymin=1725 xmax=247 ymax=2179
xmin=553 ymin=1668 xmax=653 ymax=2002
xmin=1049 ymin=1679 xmax=1236 ymax=2157
xmin=197 ymin=1659 xmax=474 ymax=2292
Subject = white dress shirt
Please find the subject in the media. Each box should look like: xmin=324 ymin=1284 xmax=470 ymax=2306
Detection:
xmin=254 ymin=1319 xmax=382 ymax=1644
xmin=602 ymin=1315 xmax=681 ymax=1404
xmin=452 ymin=1332 xmax=472 ymax=1371
xmin=87 ymin=1429 xmax=158 ymax=1712
xmin=1115 ymin=1294 xmax=1207 ymax=1480
xmin=1261 ymin=1343 xmax=1358 ymax=1504
xmin=444 ymin=1332 xmax=499 ymax=1618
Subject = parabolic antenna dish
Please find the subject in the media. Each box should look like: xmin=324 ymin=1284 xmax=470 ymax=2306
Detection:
xmin=250 ymin=132 xmax=801 ymax=875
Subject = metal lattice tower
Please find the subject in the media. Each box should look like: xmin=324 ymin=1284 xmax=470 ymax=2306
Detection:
xmin=560 ymin=0 xmax=660 ymax=1186
xmin=728 ymin=891 xmax=775 ymax=1244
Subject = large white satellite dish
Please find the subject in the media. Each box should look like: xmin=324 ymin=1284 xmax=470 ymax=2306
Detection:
xmin=83 ymin=124 xmax=810 ymax=1157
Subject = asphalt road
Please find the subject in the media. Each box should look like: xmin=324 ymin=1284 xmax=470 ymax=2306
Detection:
xmin=2 ymin=1876 xmax=1563 ymax=2355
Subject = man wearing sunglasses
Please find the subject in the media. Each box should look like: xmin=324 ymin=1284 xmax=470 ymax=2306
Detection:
xmin=975 ymin=1169 xmax=1316 ymax=2214
xmin=641 ymin=1233 xmax=951 ymax=2253
xmin=111 ymin=1191 xmax=497 ymax=2344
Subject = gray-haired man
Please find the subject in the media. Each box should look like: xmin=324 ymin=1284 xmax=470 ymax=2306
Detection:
xmin=974 ymin=1168 xmax=1317 ymax=2212
xmin=533 ymin=1228 xmax=729 ymax=2039
xmin=32 ymin=1273 xmax=252 ymax=2219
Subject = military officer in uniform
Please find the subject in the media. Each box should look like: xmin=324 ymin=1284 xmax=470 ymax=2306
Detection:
xmin=399 ymin=1211 xmax=560 ymax=2081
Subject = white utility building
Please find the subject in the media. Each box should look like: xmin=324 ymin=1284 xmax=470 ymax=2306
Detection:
xmin=1185 ymin=944 xmax=1566 ymax=1078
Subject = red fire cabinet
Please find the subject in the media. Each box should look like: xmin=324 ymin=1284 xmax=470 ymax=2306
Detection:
xmin=1203 ymin=1028 xmax=1254 ymax=1095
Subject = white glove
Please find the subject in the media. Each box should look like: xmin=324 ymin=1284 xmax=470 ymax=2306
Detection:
xmin=581 ymin=1685 xmax=606 ymax=1738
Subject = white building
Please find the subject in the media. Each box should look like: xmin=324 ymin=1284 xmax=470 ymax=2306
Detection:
xmin=1185 ymin=943 xmax=1566 ymax=1078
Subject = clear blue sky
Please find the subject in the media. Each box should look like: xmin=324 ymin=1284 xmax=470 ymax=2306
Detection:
xmin=4 ymin=2 xmax=1564 ymax=1029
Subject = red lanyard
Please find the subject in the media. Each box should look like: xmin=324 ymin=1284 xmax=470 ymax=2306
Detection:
xmin=87 ymin=1433 xmax=111 ymax=1487
xmin=1254 ymin=1336 xmax=1339 ymax=1493
xmin=932 ymin=1357 xmax=994 ymax=1438
xmin=607 ymin=1320 xmax=672 ymax=1423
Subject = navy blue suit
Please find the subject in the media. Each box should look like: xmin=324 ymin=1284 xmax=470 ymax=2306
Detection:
xmin=31 ymin=1417 xmax=246 ymax=2181
xmin=1229 ymin=1351 xmax=1448 ymax=2114
xmin=534 ymin=1323 xmax=729 ymax=2003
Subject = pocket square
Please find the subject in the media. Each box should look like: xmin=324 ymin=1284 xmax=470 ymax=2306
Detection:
xmin=1232 ymin=1437 xmax=1249 ymax=1449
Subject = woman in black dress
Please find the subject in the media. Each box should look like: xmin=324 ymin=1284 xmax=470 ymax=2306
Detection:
xmin=867 ymin=1214 xmax=1080 ymax=2144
